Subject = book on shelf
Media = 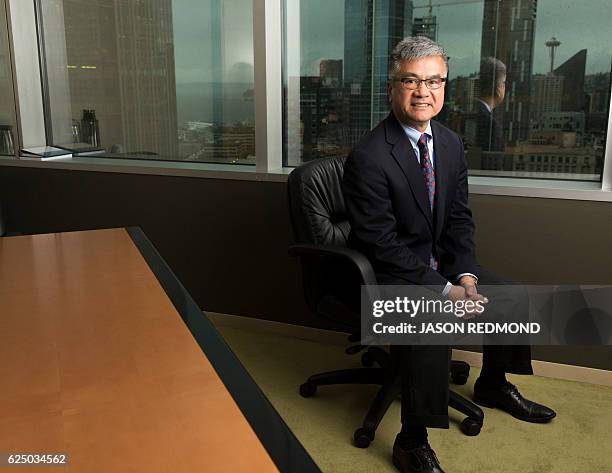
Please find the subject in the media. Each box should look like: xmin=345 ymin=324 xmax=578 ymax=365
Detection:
xmin=56 ymin=142 xmax=106 ymax=156
xmin=20 ymin=146 xmax=73 ymax=160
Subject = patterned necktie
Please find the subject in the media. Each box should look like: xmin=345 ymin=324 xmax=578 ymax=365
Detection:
xmin=417 ymin=133 xmax=438 ymax=270
xmin=417 ymin=133 xmax=435 ymax=210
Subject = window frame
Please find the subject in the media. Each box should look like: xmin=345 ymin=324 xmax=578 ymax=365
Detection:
xmin=1 ymin=0 xmax=612 ymax=201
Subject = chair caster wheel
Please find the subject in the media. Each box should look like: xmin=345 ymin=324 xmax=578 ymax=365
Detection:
xmin=299 ymin=382 xmax=317 ymax=398
xmin=353 ymin=427 xmax=374 ymax=448
xmin=346 ymin=344 xmax=364 ymax=355
xmin=361 ymin=351 xmax=375 ymax=367
xmin=460 ymin=417 xmax=482 ymax=436
xmin=451 ymin=373 xmax=469 ymax=385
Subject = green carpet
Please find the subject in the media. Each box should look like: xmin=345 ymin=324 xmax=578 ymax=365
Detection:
xmin=214 ymin=323 xmax=612 ymax=473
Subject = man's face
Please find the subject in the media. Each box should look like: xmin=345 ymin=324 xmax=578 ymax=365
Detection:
xmin=387 ymin=55 xmax=447 ymax=132
xmin=495 ymin=74 xmax=506 ymax=105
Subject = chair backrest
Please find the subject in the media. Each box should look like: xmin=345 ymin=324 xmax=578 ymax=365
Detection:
xmin=288 ymin=156 xmax=362 ymax=325
xmin=287 ymin=156 xmax=350 ymax=246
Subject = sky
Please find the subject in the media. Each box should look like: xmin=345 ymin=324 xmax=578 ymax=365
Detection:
xmin=173 ymin=0 xmax=254 ymax=84
xmin=171 ymin=0 xmax=612 ymax=84
xmin=299 ymin=0 xmax=612 ymax=78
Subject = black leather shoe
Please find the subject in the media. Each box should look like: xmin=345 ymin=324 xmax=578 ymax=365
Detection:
xmin=473 ymin=381 xmax=556 ymax=423
xmin=392 ymin=438 xmax=445 ymax=473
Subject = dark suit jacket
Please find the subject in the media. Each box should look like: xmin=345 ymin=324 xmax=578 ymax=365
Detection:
xmin=475 ymin=100 xmax=504 ymax=152
xmin=342 ymin=112 xmax=478 ymax=287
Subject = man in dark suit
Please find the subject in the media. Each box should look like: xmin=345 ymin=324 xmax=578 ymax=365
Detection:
xmin=475 ymin=57 xmax=506 ymax=152
xmin=342 ymin=37 xmax=555 ymax=473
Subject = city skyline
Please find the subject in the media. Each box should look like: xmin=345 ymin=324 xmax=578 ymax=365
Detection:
xmin=41 ymin=0 xmax=610 ymax=173
xmin=294 ymin=0 xmax=608 ymax=179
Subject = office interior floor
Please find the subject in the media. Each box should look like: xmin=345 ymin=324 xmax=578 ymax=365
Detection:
xmin=209 ymin=313 xmax=612 ymax=473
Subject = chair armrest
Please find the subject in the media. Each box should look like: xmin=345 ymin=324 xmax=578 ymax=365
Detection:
xmin=289 ymin=243 xmax=377 ymax=286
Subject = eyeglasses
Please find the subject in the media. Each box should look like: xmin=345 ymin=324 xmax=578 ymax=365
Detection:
xmin=393 ymin=77 xmax=447 ymax=90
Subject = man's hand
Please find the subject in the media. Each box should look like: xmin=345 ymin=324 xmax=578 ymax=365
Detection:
xmin=447 ymin=284 xmax=467 ymax=302
xmin=447 ymin=278 xmax=488 ymax=319
xmin=458 ymin=275 xmax=488 ymax=304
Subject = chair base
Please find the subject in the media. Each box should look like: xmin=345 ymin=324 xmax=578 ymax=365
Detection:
xmin=299 ymin=351 xmax=484 ymax=448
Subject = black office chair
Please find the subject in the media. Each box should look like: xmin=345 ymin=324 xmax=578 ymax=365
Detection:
xmin=288 ymin=156 xmax=484 ymax=448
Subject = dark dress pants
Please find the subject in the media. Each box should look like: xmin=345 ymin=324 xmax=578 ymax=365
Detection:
xmin=398 ymin=267 xmax=533 ymax=429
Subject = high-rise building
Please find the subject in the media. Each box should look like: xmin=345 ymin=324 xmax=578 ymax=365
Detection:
xmin=585 ymin=72 xmax=611 ymax=113
xmin=299 ymin=74 xmax=348 ymax=161
xmin=584 ymin=72 xmax=610 ymax=139
xmin=531 ymin=74 xmax=563 ymax=115
xmin=531 ymin=111 xmax=585 ymax=134
xmin=320 ymin=60 xmax=343 ymax=88
xmin=452 ymin=74 xmax=480 ymax=113
xmin=554 ymin=49 xmax=587 ymax=113
xmin=412 ymin=15 xmax=437 ymax=41
xmin=449 ymin=74 xmax=480 ymax=145
xmin=480 ymin=0 xmax=537 ymax=145
xmin=344 ymin=0 xmax=372 ymax=144
xmin=344 ymin=0 xmax=411 ymax=143
xmin=63 ymin=0 xmax=178 ymax=157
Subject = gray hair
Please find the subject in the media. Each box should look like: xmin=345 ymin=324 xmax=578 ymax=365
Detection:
xmin=479 ymin=56 xmax=506 ymax=95
xmin=389 ymin=36 xmax=448 ymax=77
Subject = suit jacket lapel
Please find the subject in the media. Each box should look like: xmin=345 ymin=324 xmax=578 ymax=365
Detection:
xmin=431 ymin=120 xmax=449 ymax=240
xmin=385 ymin=113 xmax=434 ymax=231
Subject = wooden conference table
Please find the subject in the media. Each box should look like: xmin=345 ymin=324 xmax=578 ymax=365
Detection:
xmin=0 ymin=228 xmax=320 ymax=473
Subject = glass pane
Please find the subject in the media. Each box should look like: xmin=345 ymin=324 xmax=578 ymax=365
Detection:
xmin=0 ymin=0 xmax=17 ymax=156
xmin=284 ymin=0 xmax=612 ymax=182
xmin=450 ymin=0 xmax=611 ymax=181
xmin=39 ymin=0 xmax=254 ymax=164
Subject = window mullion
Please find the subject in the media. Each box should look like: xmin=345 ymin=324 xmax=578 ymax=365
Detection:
xmin=253 ymin=0 xmax=282 ymax=172
xmin=601 ymin=90 xmax=612 ymax=190
xmin=6 ymin=0 xmax=46 ymax=149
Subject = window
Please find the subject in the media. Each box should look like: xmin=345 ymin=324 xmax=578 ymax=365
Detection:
xmin=38 ymin=0 xmax=254 ymax=164
xmin=0 ymin=0 xmax=16 ymax=156
xmin=283 ymin=0 xmax=611 ymax=183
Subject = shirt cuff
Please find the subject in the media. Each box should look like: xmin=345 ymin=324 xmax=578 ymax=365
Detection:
xmin=456 ymin=273 xmax=478 ymax=284
xmin=442 ymin=281 xmax=452 ymax=296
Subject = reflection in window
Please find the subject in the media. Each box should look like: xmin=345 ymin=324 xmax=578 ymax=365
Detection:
xmin=39 ymin=0 xmax=254 ymax=164
xmin=284 ymin=0 xmax=611 ymax=182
